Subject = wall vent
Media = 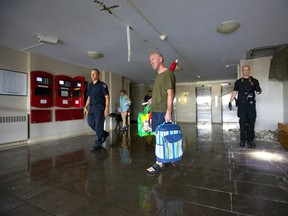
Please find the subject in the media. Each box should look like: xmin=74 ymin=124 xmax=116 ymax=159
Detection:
xmin=0 ymin=115 xmax=26 ymax=123
xmin=246 ymin=44 xmax=287 ymax=60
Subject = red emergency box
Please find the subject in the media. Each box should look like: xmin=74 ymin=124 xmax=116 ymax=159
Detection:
xmin=30 ymin=71 xmax=53 ymax=108
xmin=54 ymin=75 xmax=72 ymax=107
xmin=30 ymin=110 xmax=52 ymax=123
xmin=55 ymin=109 xmax=84 ymax=121
xmin=55 ymin=109 xmax=72 ymax=121
xmin=72 ymin=76 xmax=85 ymax=107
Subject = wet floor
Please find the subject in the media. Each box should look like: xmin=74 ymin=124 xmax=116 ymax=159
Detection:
xmin=0 ymin=123 xmax=287 ymax=216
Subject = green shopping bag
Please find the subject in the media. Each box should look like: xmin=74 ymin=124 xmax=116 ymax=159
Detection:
xmin=138 ymin=104 xmax=153 ymax=137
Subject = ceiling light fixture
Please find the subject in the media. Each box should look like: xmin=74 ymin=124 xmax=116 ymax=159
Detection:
xmin=217 ymin=20 xmax=240 ymax=34
xmin=87 ymin=51 xmax=103 ymax=59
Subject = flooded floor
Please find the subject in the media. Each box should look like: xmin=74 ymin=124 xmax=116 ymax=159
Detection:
xmin=0 ymin=123 xmax=287 ymax=215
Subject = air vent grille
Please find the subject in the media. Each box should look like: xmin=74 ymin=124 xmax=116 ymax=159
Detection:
xmin=0 ymin=115 xmax=26 ymax=123
xmin=246 ymin=44 xmax=287 ymax=60
xmin=0 ymin=113 xmax=28 ymax=144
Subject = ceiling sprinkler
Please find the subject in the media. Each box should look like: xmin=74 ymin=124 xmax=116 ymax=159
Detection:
xmin=226 ymin=64 xmax=238 ymax=69
xmin=160 ymin=34 xmax=167 ymax=41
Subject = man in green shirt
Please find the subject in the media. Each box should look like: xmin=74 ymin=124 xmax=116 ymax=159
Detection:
xmin=146 ymin=51 xmax=176 ymax=174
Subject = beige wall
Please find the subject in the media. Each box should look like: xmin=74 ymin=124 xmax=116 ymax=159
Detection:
xmin=130 ymin=84 xmax=151 ymax=121
xmin=0 ymin=46 xmax=28 ymax=114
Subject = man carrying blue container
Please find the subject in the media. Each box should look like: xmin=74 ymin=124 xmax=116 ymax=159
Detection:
xmin=146 ymin=51 xmax=183 ymax=174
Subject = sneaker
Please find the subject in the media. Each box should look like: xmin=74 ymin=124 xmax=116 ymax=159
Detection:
xmin=247 ymin=141 xmax=256 ymax=148
xmin=239 ymin=140 xmax=246 ymax=147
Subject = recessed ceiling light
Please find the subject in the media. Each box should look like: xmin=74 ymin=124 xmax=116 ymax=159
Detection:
xmin=217 ymin=20 xmax=240 ymax=34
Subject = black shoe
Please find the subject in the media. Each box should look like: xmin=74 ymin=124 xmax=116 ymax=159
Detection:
xmin=90 ymin=146 xmax=103 ymax=152
xmin=120 ymin=126 xmax=127 ymax=131
xmin=239 ymin=140 xmax=246 ymax=147
xmin=102 ymin=131 xmax=110 ymax=143
xmin=247 ymin=141 xmax=256 ymax=148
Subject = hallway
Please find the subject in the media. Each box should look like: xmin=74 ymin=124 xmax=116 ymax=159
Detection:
xmin=0 ymin=123 xmax=287 ymax=215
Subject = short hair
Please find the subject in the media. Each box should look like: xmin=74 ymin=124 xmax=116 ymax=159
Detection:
xmin=150 ymin=51 xmax=164 ymax=63
xmin=91 ymin=68 xmax=100 ymax=74
xmin=242 ymin=65 xmax=250 ymax=70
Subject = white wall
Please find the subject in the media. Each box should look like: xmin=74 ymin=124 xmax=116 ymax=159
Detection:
xmin=241 ymin=57 xmax=284 ymax=130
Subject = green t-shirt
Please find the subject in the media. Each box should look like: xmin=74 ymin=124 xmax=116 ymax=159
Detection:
xmin=151 ymin=69 xmax=175 ymax=112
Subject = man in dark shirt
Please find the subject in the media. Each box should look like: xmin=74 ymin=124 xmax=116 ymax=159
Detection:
xmin=229 ymin=65 xmax=262 ymax=148
xmin=143 ymin=90 xmax=152 ymax=106
xmin=84 ymin=68 xmax=110 ymax=151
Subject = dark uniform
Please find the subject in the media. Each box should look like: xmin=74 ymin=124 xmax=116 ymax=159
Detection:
xmin=233 ymin=76 xmax=262 ymax=144
xmin=143 ymin=94 xmax=152 ymax=103
xmin=87 ymin=80 xmax=109 ymax=148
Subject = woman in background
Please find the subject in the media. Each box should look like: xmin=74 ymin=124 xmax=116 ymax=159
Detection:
xmin=119 ymin=89 xmax=131 ymax=130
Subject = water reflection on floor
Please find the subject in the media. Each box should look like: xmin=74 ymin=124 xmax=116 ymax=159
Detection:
xmin=0 ymin=123 xmax=287 ymax=216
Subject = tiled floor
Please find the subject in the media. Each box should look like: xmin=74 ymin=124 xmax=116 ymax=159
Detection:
xmin=0 ymin=123 xmax=288 ymax=216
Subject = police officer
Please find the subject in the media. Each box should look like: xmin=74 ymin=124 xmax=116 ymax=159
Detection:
xmin=84 ymin=68 xmax=110 ymax=151
xmin=229 ymin=65 xmax=262 ymax=148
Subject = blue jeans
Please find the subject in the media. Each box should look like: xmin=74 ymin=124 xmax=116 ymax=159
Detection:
xmin=151 ymin=112 xmax=165 ymax=132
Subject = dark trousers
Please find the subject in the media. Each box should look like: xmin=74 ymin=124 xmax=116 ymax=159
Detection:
xmin=151 ymin=112 xmax=166 ymax=132
xmin=237 ymin=102 xmax=256 ymax=141
xmin=87 ymin=110 xmax=107 ymax=146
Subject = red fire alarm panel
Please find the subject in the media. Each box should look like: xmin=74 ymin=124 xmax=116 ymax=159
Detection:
xmin=30 ymin=71 xmax=53 ymax=108
xmin=72 ymin=76 xmax=85 ymax=107
xmin=54 ymin=75 xmax=72 ymax=107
